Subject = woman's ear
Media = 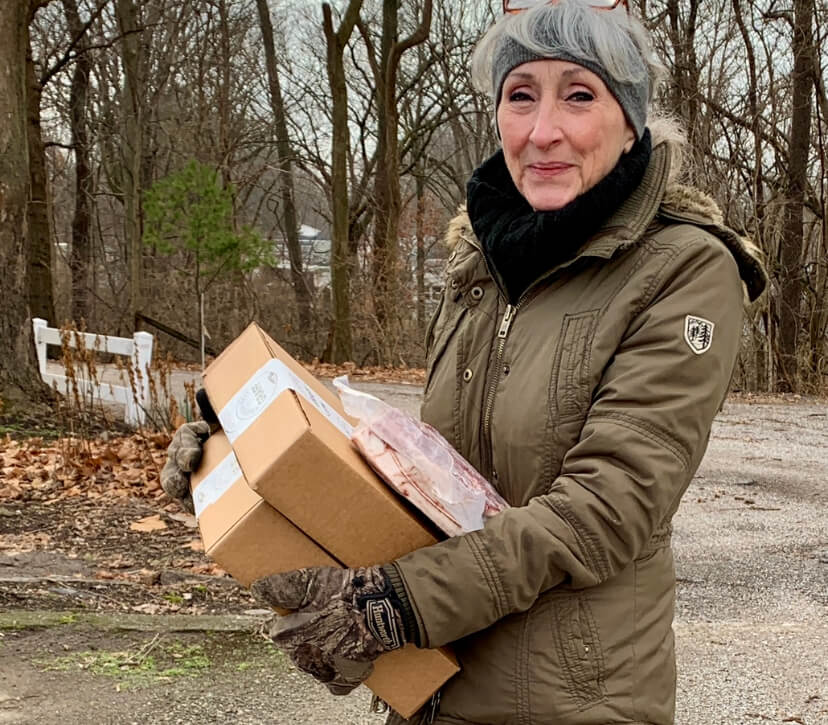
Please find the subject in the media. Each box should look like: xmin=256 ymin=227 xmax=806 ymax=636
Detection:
xmin=623 ymin=124 xmax=636 ymax=154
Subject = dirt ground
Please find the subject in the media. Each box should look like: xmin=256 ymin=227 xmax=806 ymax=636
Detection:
xmin=1 ymin=390 xmax=826 ymax=725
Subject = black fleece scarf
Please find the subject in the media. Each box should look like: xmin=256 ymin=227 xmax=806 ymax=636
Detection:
xmin=467 ymin=129 xmax=652 ymax=304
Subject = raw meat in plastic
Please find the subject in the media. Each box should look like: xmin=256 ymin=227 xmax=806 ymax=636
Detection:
xmin=333 ymin=376 xmax=508 ymax=536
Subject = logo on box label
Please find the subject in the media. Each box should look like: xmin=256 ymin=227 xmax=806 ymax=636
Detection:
xmin=193 ymin=452 xmax=243 ymax=519
xmin=219 ymin=359 xmax=353 ymax=443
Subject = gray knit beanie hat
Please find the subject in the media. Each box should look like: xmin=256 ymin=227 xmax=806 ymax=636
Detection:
xmin=491 ymin=4 xmax=650 ymax=139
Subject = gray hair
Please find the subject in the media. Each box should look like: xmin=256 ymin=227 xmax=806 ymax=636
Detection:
xmin=471 ymin=1 xmax=665 ymax=135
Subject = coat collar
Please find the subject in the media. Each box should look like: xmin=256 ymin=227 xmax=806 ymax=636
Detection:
xmin=575 ymin=141 xmax=671 ymax=260
xmin=448 ymin=141 xmax=670 ymax=263
xmin=445 ymin=139 xmax=767 ymax=303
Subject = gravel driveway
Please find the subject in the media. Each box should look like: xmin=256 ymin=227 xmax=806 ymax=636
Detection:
xmin=24 ymin=369 xmax=828 ymax=724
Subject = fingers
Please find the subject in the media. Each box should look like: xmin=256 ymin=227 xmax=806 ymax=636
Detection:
xmin=160 ymin=457 xmax=190 ymax=500
xmin=180 ymin=493 xmax=194 ymax=515
xmin=325 ymin=678 xmax=365 ymax=696
xmin=172 ymin=421 xmax=210 ymax=473
xmin=252 ymin=569 xmax=318 ymax=611
xmin=282 ymin=643 xmax=373 ymax=696
xmin=331 ymin=655 xmax=374 ymax=683
xmin=162 ymin=421 xmax=212 ymax=506
xmin=291 ymin=642 xmax=337 ymax=682
xmin=190 ymin=419 xmax=212 ymax=441
xmin=254 ymin=567 xmax=353 ymax=611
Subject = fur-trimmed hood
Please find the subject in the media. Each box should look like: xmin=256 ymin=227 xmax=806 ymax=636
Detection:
xmin=444 ymin=125 xmax=767 ymax=303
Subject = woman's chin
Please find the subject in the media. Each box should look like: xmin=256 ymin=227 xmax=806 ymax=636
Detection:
xmin=526 ymin=193 xmax=577 ymax=212
xmin=520 ymin=181 xmax=579 ymax=212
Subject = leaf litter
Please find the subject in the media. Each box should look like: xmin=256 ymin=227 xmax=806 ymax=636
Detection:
xmin=0 ymin=430 xmax=259 ymax=616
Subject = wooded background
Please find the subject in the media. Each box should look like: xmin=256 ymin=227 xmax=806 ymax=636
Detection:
xmin=1 ymin=0 xmax=826 ymax=398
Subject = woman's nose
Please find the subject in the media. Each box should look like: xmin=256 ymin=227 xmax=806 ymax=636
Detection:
xmin=528 ymin=102 xmax=564 ymax=148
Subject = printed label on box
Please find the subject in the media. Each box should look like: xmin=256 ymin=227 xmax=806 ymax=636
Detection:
xmin=193 ymin=451 xmax=244 ymax=519
xmin=218 ymin=359 xmax=353 ymax=443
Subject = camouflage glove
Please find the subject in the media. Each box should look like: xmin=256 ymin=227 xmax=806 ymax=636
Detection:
xmin=251 ymin=566 xmax=406 ymax=695
xmin=160 ymin=420 xmax=212 ymax=513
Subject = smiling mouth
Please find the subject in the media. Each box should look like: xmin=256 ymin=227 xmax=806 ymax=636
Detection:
xmin=528 ymin=163 xmax=573 ymax=176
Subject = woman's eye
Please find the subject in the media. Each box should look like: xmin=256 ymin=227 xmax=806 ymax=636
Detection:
xmin=507 ymin=90 xmax=533 ymax=103
xmin=567 ymin=91 xmax=594 ymax=102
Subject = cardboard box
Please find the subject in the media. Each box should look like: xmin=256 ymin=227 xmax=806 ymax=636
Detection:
xmin=193 ymin=322 xmax=459 ymax=717
xmin=203 ymin=322 xmax=441 ymax=565
xmin=191 ymin=430 xmax=339 ymax=588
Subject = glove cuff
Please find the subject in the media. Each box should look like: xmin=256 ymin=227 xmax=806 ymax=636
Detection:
xmin=381 ymin=563 xmax=421 ymax=647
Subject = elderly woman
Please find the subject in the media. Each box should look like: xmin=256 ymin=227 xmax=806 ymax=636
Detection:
xmin=163 ymin=1 xmax=766 ymax=723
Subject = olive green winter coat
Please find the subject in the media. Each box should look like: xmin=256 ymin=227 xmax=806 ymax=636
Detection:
xmin=386 ymin=139 xmax=766 ymax=725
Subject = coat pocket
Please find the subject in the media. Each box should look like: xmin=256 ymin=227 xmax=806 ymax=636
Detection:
xmin=548 ymin=310 xmax=600 ymax=423
xmin=424 ymin=301 xmax=466 ymax=399
xmin=541 ymin=592 xmax=607 ymax=711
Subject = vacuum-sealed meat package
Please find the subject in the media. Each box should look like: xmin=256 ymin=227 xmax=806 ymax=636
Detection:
xmin=333 ymin=376 xmax=508 ymax=536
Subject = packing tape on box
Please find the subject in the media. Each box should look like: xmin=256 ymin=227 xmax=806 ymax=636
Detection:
xmin=193 ymin=451 xmax=243 ymax=519
xmin=218 ymin=358 xmax=353 ymax=443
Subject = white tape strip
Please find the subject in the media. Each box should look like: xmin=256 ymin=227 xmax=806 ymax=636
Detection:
xmin=218 ymin=358 xmax=353 ymax=443
xmin=193 ymin=451 xmax=243 ymax=519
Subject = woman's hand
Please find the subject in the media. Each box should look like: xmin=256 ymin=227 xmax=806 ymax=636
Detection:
xmin=252 ymin=566 xmax=406 ymax=695
xmin=160 ymin=420 xmax=212 ymax=512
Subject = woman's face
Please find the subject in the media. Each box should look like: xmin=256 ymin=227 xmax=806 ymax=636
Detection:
xmin=497 ymin=59 xmax=636 ymax=211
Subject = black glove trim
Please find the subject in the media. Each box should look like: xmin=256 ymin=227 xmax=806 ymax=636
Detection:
xmin=196 ymin=388 xmax=219 ymax=426
xmin=380 ymin=564 xmax=421 ymax=647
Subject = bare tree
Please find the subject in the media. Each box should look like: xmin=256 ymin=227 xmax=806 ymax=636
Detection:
xmin=26 ymin=19 xmax=56 ymax=326
xmin=322 ymin=0 xmax=363 ymax=363
xmin=359 ymin=0 xmax=433 ymax=362
xmin=255 ymin=0 xmax=312 ymax=334
xmin=777 ymin=0 xmax=815 ymax=390
xmin=114 ymin=0 xmax=145 ymax=329
xmin=0 ymin=0 xmax=45 ymax=397
xmin=62 ymin=0 xmax=93 ymax=324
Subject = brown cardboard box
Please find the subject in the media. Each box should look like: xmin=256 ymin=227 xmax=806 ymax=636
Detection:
xmin=202 ymin=322 xmax=441 ymax=565
xmin=191 ymin=430 xmax=339 ymax=587
xmin=194 ymin=322 xmax=458 ymax=717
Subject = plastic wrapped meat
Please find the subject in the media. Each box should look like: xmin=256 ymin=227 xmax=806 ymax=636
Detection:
xmin=333 ymin=377 xmax=508 ymax=537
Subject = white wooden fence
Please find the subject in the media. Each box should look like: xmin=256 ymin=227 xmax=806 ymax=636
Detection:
xmin=32 ymin=318 xmax=154 ymax=427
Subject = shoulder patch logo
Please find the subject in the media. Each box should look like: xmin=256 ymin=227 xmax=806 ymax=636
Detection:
xmin=684 ymin=315 xmax=715 ymax=354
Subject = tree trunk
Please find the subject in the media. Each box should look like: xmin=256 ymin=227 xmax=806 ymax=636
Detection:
xmin=369 ymin=0 xmax=432 ymax=363
xmin=371 ymin=0 xmax=401 ymax=346
xmin=415 ymin=172 xmax=426 ymax=341
xmin=63 ymin=0 xmax=93 ymax=326
xmin=322 ymin=1 xmax=362 ymax=363
xmin=732 ymin=0 xmax=768 ymax=390
xmin=0 ymin=0 xmax=43 ymax=396
xmin=115 ymin=0 xmax=144 ymax=332
xmin=778 ymin=0 xmax=814 ymax=391
xmin=665 ymin=0 xmax=701 ymax=167
xmin=26 ymin=31 xmax=55 ymax=327
xmin=256 ymin=0 xmax=312 ymax=335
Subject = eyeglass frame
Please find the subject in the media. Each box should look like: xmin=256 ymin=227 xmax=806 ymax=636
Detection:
xmin=502 ymin=0 xmax=628 ymax=14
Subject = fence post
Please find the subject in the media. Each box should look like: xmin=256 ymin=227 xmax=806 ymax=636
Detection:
xmin=32 ymin=318 xmax=47 ymax=377
xmin=130 ymin=331 xmax=154 ymax=427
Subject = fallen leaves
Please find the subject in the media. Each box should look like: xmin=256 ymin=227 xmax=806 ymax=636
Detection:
xmin=0 ymin=432 xmax=171 ymax=505
xmin=129 ymin=515 xmax=167 ymax=533
xmin=167 ymin=512 xmax=197 ymax=528
xmin=0 ymin=531 xmax=52 ymax=553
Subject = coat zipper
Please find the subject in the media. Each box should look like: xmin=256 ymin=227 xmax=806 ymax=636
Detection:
xmin=482 ymin=303 xmax=516 ymax=439
xmin=469 ymin=228 xmax=581 ymax=484
xmin=479 ymin=270 xmax=556 ymax=485
xmin=480 ymin=299 xmax=521 ymax=482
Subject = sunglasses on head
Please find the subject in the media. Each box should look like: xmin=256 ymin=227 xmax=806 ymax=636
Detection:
xmin=503 ymin=0 xmax=628 ymax=13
